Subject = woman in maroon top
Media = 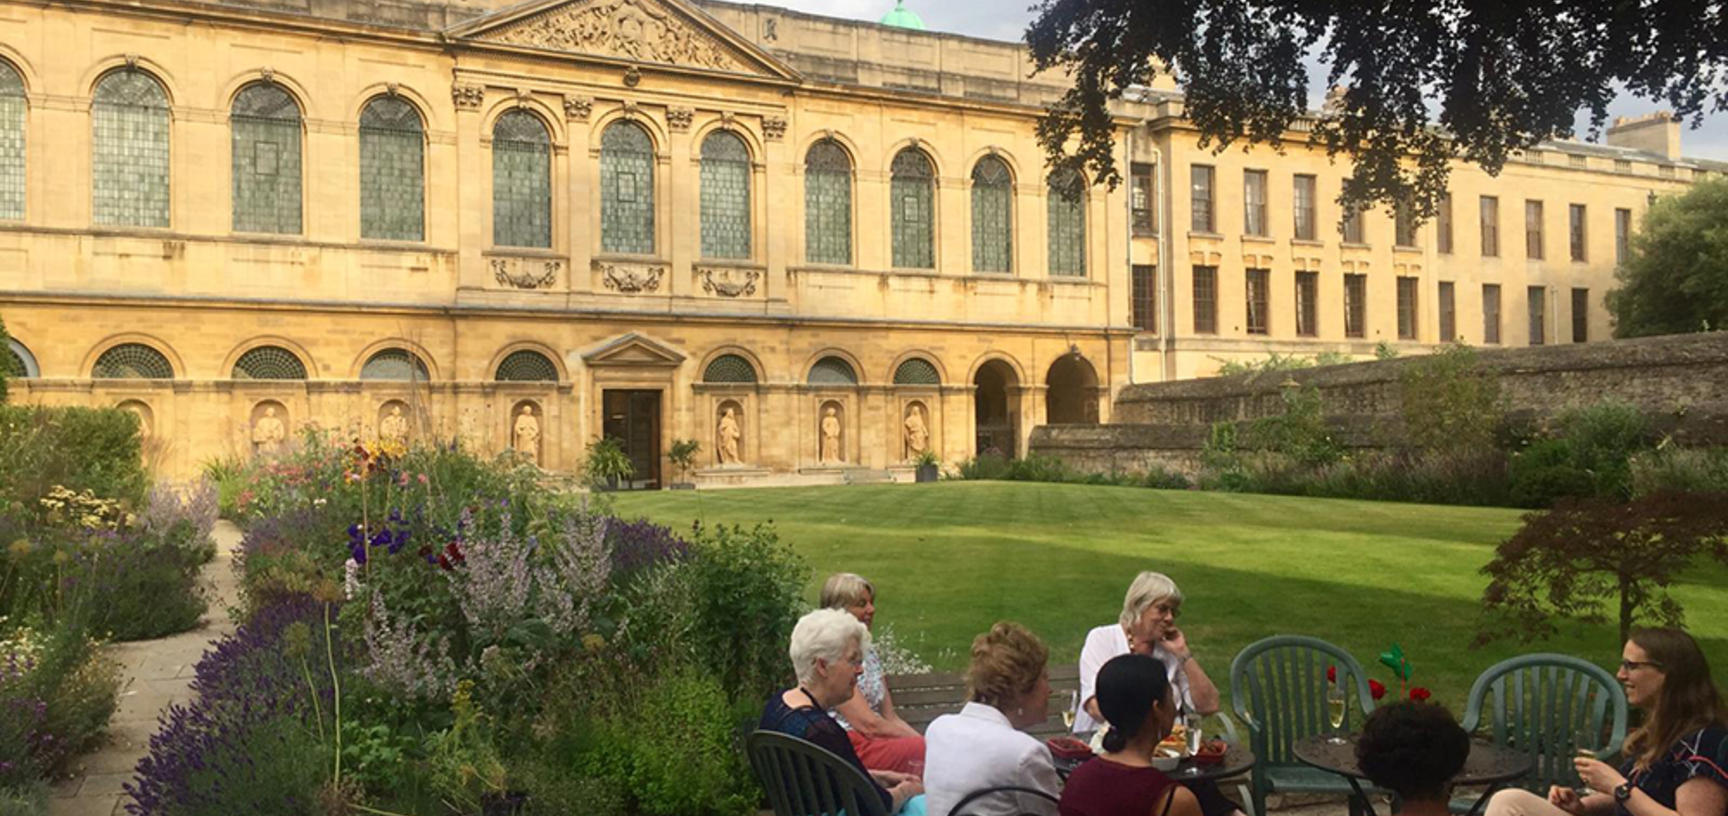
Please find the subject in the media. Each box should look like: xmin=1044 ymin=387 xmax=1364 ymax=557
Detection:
xmin=1060 ymin=654 xmax=1205 ymax=816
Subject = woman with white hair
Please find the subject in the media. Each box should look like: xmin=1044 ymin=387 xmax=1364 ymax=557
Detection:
xmin=759 ymin=608 xmax=927 ymax=816
xmin=822 ymin=572 xmax=928 ymax=775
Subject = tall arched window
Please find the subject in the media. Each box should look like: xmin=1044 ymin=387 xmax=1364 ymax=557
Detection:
xmin=703 ymin=353 xmax=758 ymax=383
xmin=804 ymin=139 xmax=852 ymax=265
xmin=231 ymin=82 xmax=303 ymax=234
xmin=93 ymin=343 xmax=173 ymax=379
xmin=700 ymin=130 xmax=751 ymax=259
xmin=600 ymin=121 xmax=654 ymax=254
xmin=1048 ymin=168 xmax=1086 ymax=277
xmin=359 ymin=348 xmax=428 ymax=381
xmin=91 ymin=69 xmax=169 ymax=228
xmin=494 ymin=350 xmax=558 ymax=382
xmin=492 ymin=110 xmax=551 ymax=248
xmin=971 ymin=156 xmax=1012 ymax=273
xmin=360 ymin=96 xmax=425 ymax=241
xmin=232 ymin=346 xmax=308 ymax=380
xmin=891 ymin=148 xmax=935 ymax=269
xmin=0 ymin=61 xmax=24 ymax=220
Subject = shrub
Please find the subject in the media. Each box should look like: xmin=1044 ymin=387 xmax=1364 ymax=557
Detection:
xmin=0 ymin=406 xmax=146 ymax=516
xmin=683 ymin=523 xmax=808 ymax=702
xmin=1 ymin=626 xmax=120 ymax=786
xmin=1139 ymin=466 xmax=1192 ymax=490
xmin=1508 ymin=402 xmax=1655 ymax=507
xmin=1630 ymin=446 xmax=1728 ymax=496
xmin=957 ymin=453 xmax=1012 ymax=480
xmin=71 ymin=527 xmax=208 ymax=641
xmin=1247 ymin=385 xmax=1343 ymax=467
xmin=1399 ymin=344 xmax=1503 ymax=454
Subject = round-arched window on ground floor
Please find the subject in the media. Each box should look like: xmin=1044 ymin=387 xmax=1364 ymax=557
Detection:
xmin=360 ymin=348 xmax=429 ymax=381
xmin=703 ymin=353 xmax=758 ymax=383
xmin=495 ymin=350 xmax=559 ymax=382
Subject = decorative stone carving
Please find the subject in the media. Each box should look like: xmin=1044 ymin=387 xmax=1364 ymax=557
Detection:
xmin=452 ymin=82 xmax=485 ymax=109
xmin=763 ymin=17 xmax=778 ymax=41
xmin=819 ymin=403 xmax=843 ymax=464
xmin=718 ymin=111 xmax=737 ymax=130
xmin=698 ymin=266 xmax=759 ymax=298
xmin=563 ymin=95 xmax=593 ymax=120
xmin=252 ymin=403 xmax=288 ymax=456
xmin=716 ymin=404 xmax=742 ymax=465
xmin=624 ymin=66 xmax=641 ymax=87
xmin=379 ymin=403 xmax=410 ymax=442
xmin=491 ymin=257 xmax=562 ymax=289
xmin=482 ymin=0 xmax=740 ymax=71
xmin=903 ymin=402 xmax=930 ymax=460
xmin=666 ymin=106 xmax=694 ymax=132
xmin=594 ymin=259 xmax=665 ymax=293
xmin=512 ymin=403 xmax=541 ymax=465
xmin=762 ymin=115 xmax=787 ymax=141
xmin=620 ymin=100 xmax=641 ymax=119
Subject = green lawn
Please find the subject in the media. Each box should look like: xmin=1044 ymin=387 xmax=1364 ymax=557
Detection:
xmin=612 ymin=481 xmax=1728 ymax=709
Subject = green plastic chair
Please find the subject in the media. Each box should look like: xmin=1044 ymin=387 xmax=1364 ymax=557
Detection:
xmin=1451 ymin=654 xmax=1628 ymax=813
xmin=746 ymin=729 xmax=891 ymax=816
xmin=1230 ymin=635 xmax=1379 ymax=816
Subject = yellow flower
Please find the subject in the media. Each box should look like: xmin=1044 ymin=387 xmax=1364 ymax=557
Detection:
xmin=580 ymin=633 xmax=606 ymax=653
xmin=7 ymin=539 xmax=29 ymax=560
xmin=51 ymin=550 xmax=71 ymax=566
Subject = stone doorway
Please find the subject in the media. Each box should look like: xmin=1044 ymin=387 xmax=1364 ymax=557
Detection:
xmin=1046 ymin=353 xmax=1100 ymax=424
xmin=602 ymin=389 xmax=662 ymax=489
xmin=973 ymin=359 xmax=1018 ymax=457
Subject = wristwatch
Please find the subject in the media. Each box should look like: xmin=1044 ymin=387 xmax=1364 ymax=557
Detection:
xmin=1613 ymin=781 xmax=1634 ymax=803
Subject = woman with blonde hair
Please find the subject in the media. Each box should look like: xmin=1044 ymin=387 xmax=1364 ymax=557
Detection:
xmin=924 ymin=621 xmax=1062 ymax=816
xmin=1484 ymin=627 xmax=1727 ymax=816
xmin=823 ymin=572 xmax=928 ymax=775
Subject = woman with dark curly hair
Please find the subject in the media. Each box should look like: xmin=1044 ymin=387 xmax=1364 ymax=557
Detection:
xmin=1356 ymin=700 xmax=1471 ymax=815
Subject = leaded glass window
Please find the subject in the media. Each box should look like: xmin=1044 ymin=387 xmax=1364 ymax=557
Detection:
xmin=360 ymin=348 xmax=428 ymax=381
xmin=891 ymin=148 xmax=934 ymax=269
xmin=807 ymin=356 xmax=857 ymax=385
xmin=804 ymin=140 xmax=851 ymax=265
xmin=892 ymin=358 xmax=940 ymax=385
xmin=601 ymin=121 xmax=655 ymax=254
xmin=231 ymin=83 xmax=302 ymax=234
xmin=93 ymin=343 xmax=172 ymax=379
xmin=0 ymin=61 xmax=24 ymax=220
xmin=492 ymin=111 xmax=550 ymax=248
xmin=700 ymin=131 xmax=751 ymax=259
xmin=1047 ymin=169 xmax=1086 ymax=277
xmin=92 ymin=69 xmax=169 ymax=228
xmin=703 ymin=353 xmax=758 ymax=383
xmin=495 ymin=350 xmax=558 ymax=382
xmin=232 ymin=346 xmax=307 ymax=379
xmin=4 ymin=338 xmax=35 ymax=378
xmin=970 ymin=156 xmax=1011 ymax=273
xmin=360 ymin=96 xmax=425 ymax=241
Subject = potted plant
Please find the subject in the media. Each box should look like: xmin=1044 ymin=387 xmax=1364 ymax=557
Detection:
xmin=583 ymin=436 xmax=635 ymax=491
xmin=914 ymin=449 xmax=941 ymax=483
xmin=667 ymin=438 xmax=701 ymax=490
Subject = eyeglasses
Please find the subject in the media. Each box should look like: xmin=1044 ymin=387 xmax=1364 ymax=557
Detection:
xmin=1619 ymin=659 xmax=1663 ymax=673
xmin=1154 ymin=603 xmax=1181 ymax=620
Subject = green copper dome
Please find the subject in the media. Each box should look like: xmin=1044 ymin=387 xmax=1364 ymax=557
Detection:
xmin=879 ymin=1 xmax=926 ymax=30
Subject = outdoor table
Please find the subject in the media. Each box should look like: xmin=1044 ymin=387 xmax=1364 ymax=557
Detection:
xmin=1293 ymin=734 xmax=1536 ymax=816
xmin=1053 ymin=740 xmax=1256 ymax=816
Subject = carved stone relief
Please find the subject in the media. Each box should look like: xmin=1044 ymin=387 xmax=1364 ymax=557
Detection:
xmin=378 ymin=401 xmax=411 ymax=442
xmin=481 ymin=0 xmax=744 ymax=72
xmin=452 ymin=82 xmax=485 ymax=109
xmin=762 ymin=115 xmax=787 ymax=141
xmin=666 ymin=106 xmax=693 ymax=132
xmin=697 ymin=266 xmax=759 ymax=298
xmin=491 ymin=257 xmax=562 ymax=289
xmin=563 ymin=95 xmax=593 ymax=120
xmin=594 ymin=259 xmax=665 ymax=293
xmin=251 ymin=401 xmax=288 ymax=457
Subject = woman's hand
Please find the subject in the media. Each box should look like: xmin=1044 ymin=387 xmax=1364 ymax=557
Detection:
xmin=1549 ymin=785 xmax=1586 ymax=815
xmin=1162 ymin=625 xmax=1192 ymax=659
xmin=1573 ymin=758 xmax=1627 ymax=797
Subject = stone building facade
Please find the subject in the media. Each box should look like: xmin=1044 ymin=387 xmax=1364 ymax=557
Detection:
xmin=0 ymin=0 xmax=1718 ymax=482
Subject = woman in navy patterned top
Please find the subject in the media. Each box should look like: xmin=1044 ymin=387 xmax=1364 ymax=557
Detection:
xmin=1486 ymin=627 xmax=1727 ymax=816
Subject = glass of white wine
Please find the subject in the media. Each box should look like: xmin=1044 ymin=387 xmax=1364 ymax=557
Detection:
xmin=1326 ymin=679 xmax=1348 ymax=744
xmin=1062 ymin=688 xmax=1079 ymax=730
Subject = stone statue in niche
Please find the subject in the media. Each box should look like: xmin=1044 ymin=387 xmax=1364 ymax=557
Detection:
xmin=513 ymin=405 xmax=541 ymax=465
xmin=819 ymin=405 xmax=843 ymax=464
xmin=903 ymin=403 xmax=930 ymax=460
xmin=380 ymin=405 xmax=409 ymax=442
xmin=716 ymin=406 xmax=742 ymax=465
xmin=120 ymin=401 xmax=153 ymax=440
xmin=252 ymin=406 xmax=287 ymax=456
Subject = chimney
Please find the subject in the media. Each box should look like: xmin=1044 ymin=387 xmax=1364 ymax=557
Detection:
xmin=1606 ymin=112 xmax=1682 ymax=160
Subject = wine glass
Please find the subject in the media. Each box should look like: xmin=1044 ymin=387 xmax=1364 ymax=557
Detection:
xmin=1325 ymin=679 xmax=1348 ymax=744
xmin=1062 ymin=688 xmax=1079 ymax=730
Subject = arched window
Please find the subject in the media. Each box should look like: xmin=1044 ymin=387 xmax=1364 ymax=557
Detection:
xmin=1048 ymin=168 xmax=1087 ymax=277
xmin=360 ymin=96 xmax=425 ymax=241
xmin=891 ymin=148 xmax=935 ymax=269
xmin=0 ymin=61 xmax=24 ymax=220
xmin=893 ymin=358 xmax=940 ymax=385
xmin=703 ymin=353 xmax=758 ymax=383
xmin=359 ymin=348 xmax=428 ymax=381
xmin=600 ymin=121 xmax=654 ymax=254
xmin=700 ymin=130 xmax=751 ymax=259
xmin=807 ymin=356 xmax=858 ymax=385
xmin=4 ymin=337 xmax=36 ymax=378
xmin=494 ymin=350 xmax=558 ymax=382
xmin=231 ymin=82 xmax=303 ymax=234
xmin=232 ymin=346 xmax=308 ymax=380
xmin=804 ymin=139 xmax=852 ymax=265
xmin=971 ymin=156 xmax=1012 ymax=273
xmin=93 ymin=343 xmax=173 ymax=379
xmin=492 ymin=110 xmax=551 ymax=248
xmin=91 ymin=69 xmax=169 ymax=228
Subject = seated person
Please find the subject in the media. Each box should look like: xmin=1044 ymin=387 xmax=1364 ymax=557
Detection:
xmin=925 ymin=621 xmax=1063 ymax=816
xmin=759 ymin=608 xmax=926 ymax=816
xmin=1059 ymin=654 xmax=1204 ymax=816
xmin=824 ymin=572 xmax=928 ymax=775
xmin=1356 ymin=701 xmax=1471 ymax=816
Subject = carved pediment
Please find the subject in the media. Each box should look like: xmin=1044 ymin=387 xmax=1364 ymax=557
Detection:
xmin=582 ymin=332 xmax=686 ymax=367
xmin=451 ymin=0 xmax=797 ymax=80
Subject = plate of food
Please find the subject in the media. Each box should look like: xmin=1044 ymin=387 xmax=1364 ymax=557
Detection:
xmin=1190 ymin=739 xmax=1228 ymax=766
xmin=1047 ymin=735 xmax=1094 ymax=760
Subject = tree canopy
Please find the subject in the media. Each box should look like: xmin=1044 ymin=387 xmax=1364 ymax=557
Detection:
xmin=1026 ymin=0 xmax=1728 ymax=219
xmin=1607 ymin=176 xmax=1728 ymax=337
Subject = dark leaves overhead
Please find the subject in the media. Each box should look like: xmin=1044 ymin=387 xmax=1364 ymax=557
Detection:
xmin=1026 ymin=0 xmax=1728 ymax=218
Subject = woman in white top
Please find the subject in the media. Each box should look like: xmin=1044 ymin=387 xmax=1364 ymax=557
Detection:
xmin=924 ymin=621 xmax=1062 ymax=816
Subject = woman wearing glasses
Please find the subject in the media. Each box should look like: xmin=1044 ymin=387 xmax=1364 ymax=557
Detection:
xmin=1484 ymin=627 xmax=1727 ymax=816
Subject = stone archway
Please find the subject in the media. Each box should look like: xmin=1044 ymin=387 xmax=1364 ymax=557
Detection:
xmin=973 ymin=360 xmax=1019 ymax=457
xmin=1046 ymin=353 xmax=1100 ymax=425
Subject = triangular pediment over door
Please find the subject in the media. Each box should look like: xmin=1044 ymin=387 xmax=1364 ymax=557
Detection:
xmin=447 ymin=0 xmax=799 ymax=81
xmin=581 ymin=332 xmax=688 ymax=368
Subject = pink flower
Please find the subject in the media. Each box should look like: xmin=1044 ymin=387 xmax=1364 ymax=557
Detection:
xmin=417 ymin=473 xmax=429 ymax=485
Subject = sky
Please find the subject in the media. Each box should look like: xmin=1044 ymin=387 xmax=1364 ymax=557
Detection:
xmin=766 ymin=0 xmax=1728 ymax=161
